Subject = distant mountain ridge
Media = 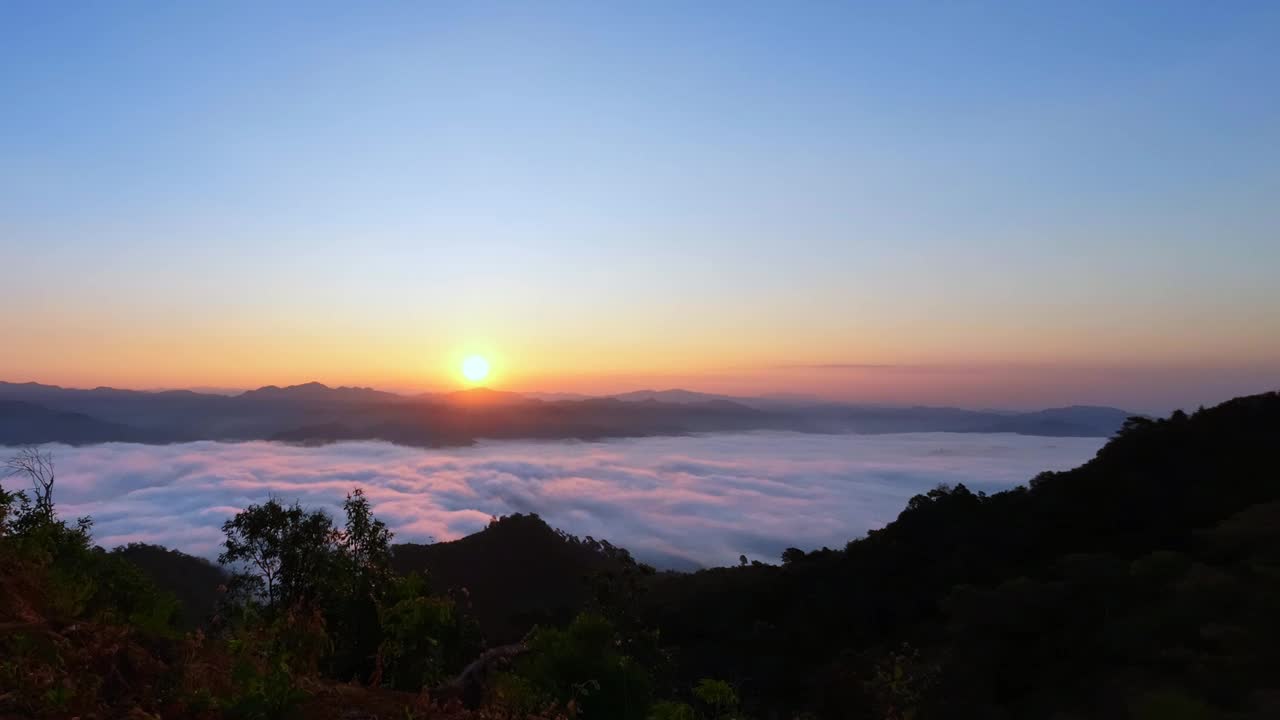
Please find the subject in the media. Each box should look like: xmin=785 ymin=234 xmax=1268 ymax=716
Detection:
xmin=0 ymin=379 xmax=1140 ymax=446
xmin=607 ymin=389 xmax=736 ymax=404
xmin=238 ymin=381 xmax=403 ymax=403
xmin=0 ymin=400 xmax=159 ymax=445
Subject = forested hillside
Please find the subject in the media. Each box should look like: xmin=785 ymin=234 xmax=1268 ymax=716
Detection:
xmin=392 ymin=514 xmax=634 ymax=643
xmin=1 ymin=392 xmax=1276 ymax=719
xmin=644 ymin=392 xmax=1280 ymax=718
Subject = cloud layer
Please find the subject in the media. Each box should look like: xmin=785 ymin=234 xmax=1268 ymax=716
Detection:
xmin=19 ymin=432 xmax=1105 ymax=569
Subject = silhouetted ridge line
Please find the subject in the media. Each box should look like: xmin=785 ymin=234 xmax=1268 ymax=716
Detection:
xmin=391 ymin=513 xmax=635 ymax=642
xmin=0 ymin=379 xmax=1140 ymax=445
xmin=641 ymin=390 xmax=1280 ymax=716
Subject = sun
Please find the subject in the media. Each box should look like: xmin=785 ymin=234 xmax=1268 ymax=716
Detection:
xmin=461 ymin=355 xmax=490 ymax=383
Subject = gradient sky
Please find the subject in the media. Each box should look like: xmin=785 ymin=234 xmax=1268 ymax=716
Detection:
xmin=2 ymin=2 xmax=1278 ymax=412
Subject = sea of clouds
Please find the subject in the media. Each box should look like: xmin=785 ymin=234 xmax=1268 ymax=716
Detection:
xmin=12 ymin=432 xmax=1105 ymax=569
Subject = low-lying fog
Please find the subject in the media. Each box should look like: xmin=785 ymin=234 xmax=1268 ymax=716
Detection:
xmin=18 ymin=432 xmax=1106 ymax=569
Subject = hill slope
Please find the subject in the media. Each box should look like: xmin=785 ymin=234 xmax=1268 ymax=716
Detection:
xmin=109 ymin=543 xmax=228 ymax=628
xmin=642 ymin=391 xmax=1280 ymax=718
xmin=0 ymin=400 xmax=163 ymax=444
xmin=391 ymin=514 xmax=630 ymax=642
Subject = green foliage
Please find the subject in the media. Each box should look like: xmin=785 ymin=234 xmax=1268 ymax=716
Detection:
xmin=219 ymin=603 xmax=331 ymax=719
xmin=218 ymin=497 xmax=339 ymax=611
xmin=225 ymin=647 xmax=309 ymax=720
xmin=1 ymin=473 xmax=179 ymax=634
xmin=645 ymin=680 xmax=738 ymax=720
xmin=692 ymin=679 xmax=738 ymax=718
xmin=863 ymin=645 xmax=934 ymax=720
xmin=340 ymin=487 xmax=394 ymax=590
xmin=213 ymin=487 xmax=485 ymax=691
xmin=0 ymin=481 xmax=23 ymax=536
xmin=0 ymin=448 xmax=182 ymax=718
xmin=377 ymin=574 xmax=482 ymax=690
xmin=2 ymin=455 xmax=480 ymax=718
xmin=499 ymin=613 xmax=653 ymax=719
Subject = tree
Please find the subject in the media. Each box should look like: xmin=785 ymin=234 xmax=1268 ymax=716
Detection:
xmin=781 ymin=547 xmax=806 ymax=565
xmin=339 ymin=488 xmax=393 ymax=599
xmin=4 ymin=446 xmax=55 ymax=523
xmin=328 ymin=488 xmax=396 ymax=682
xmin=218 ymin=498 xmax=338 ymax=611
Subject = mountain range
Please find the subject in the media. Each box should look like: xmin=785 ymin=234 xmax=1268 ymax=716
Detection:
xmin=0 ymin=380 xmax=1137 ymax=447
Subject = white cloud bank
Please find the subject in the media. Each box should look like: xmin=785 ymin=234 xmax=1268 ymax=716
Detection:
xmin=16 ymin=432 xmax=1105 ymax=569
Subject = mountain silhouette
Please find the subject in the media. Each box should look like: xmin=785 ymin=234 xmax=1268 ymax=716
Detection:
xmin=391 ymin=514 xmax=628 ymax=642
xmin=0 ymin=400 xmax=167 ymax=445
xmin=608 ymin=389 xmax=736 ymax=404
xmin=0 ymin=379 xmax=1138 ymax=446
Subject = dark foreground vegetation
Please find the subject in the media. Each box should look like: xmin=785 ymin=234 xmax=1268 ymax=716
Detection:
xmin=1 ymin=391 xmax=1277 ymax=719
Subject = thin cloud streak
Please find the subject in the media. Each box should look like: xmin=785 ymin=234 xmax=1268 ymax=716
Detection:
xmin=24 ymin=433 xmax=1105 ymax=569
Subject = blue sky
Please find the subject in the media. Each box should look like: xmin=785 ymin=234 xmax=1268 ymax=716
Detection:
xmin=2 ymin=2 xmax=1278 ymax=410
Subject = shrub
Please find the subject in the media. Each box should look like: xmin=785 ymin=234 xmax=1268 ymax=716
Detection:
xmin=499 ymin=613 xmax=653 ymax=720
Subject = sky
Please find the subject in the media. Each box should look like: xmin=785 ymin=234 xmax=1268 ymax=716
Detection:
xmin=46 ymin=432 xmax=1105 ymax=568
xmin=2 ymin=2 xmax=1278 ymax=412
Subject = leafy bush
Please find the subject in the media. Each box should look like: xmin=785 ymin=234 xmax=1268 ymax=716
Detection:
xmin=221 ymin=607 xmax=325 ymax=720
xmin=692 ymin=678 xmax=738 ymax=719
xmin=498 ymin=613 xmax=653 ymax=719
xmin=378 ymin=573 xmax=481 ymax=691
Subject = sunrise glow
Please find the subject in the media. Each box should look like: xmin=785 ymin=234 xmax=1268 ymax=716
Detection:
xmin=461 ymin=356 xmax=491 ymax=384
xmin=1 ymin=4 xmax=1276 ymax=415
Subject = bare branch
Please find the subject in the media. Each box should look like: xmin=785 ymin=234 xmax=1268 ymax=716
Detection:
xmin=4 ymin=446 xmax=56 ymax=521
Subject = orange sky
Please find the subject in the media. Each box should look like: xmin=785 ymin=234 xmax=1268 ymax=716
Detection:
xmin=4 ymin=314 xmax=1277 ymax=413
xmin=4 ymin=3 xmax=1279 ymax=414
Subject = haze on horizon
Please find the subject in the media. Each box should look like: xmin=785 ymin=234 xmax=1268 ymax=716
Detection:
xmin=3 ymin=2 xmax=1278 ymax=414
